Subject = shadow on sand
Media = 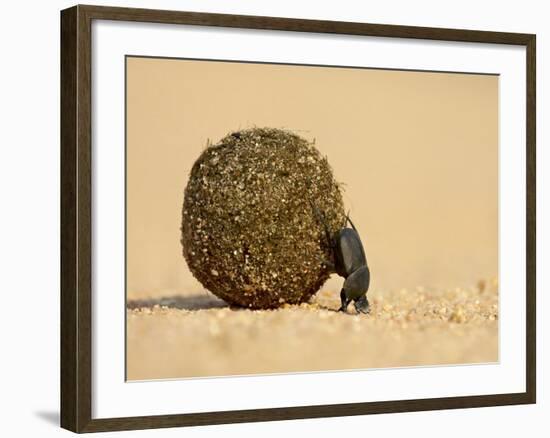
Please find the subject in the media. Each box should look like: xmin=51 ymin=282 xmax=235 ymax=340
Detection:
xmin=126 ymin=293 xmax=341 ymax=313
xmin=127 ymin=293 xmax=229 ymax=311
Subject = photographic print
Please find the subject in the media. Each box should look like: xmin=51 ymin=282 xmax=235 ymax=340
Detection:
xmin=125 ymin=56 xmax=499 ymax=381
xmin=61 ymin=5 xmax=535 ymax=431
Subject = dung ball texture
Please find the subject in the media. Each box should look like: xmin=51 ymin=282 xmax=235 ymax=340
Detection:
xmin=181 ymin=127 xmax=345 ymax=308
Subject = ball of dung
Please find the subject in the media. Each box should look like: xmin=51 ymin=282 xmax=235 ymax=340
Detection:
xmin=181 ymin=127 xmax=345 ymax=309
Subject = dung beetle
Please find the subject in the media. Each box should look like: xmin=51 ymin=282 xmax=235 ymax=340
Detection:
xmin=333 ymin=215 xmax=371 ymax=314
xmin=312 ymin=206 xmax=371 ymax=314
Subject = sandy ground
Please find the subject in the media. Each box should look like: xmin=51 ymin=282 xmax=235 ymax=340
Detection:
xmin=126 ymin=279 xmax=498 ymax=381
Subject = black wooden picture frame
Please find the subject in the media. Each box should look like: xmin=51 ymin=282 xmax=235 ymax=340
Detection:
xmin=60 ymin=4 xmax=536 ymax=433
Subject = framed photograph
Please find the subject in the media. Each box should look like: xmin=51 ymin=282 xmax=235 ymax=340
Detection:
xmin=60 ymin=4 xmax=536 ymax=433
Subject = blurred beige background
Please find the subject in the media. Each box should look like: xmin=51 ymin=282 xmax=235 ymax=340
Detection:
xmin=126 ymin=57 xmax=498 ymax=300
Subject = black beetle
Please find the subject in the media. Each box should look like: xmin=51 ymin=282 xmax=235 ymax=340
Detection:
xmin=313 ymin=206 xmax=371 ymax=314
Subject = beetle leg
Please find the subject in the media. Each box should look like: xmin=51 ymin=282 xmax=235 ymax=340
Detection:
xmin=354 ymin=294 xmax=370 ymax=314
xmin=318 ymin=209 xmax=334 ymax=249
xmin=338 ymin=289 xmax=351 ymax=313
xmin=319 ymin=258 xmax=335 ymax=272
xmin=345 ymin=213 xmax=358 ymax=232
xmin=312 ymin=253 xmax=335 ymax=272
xmin=309 ymin=199 xmax=336 ymax=253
